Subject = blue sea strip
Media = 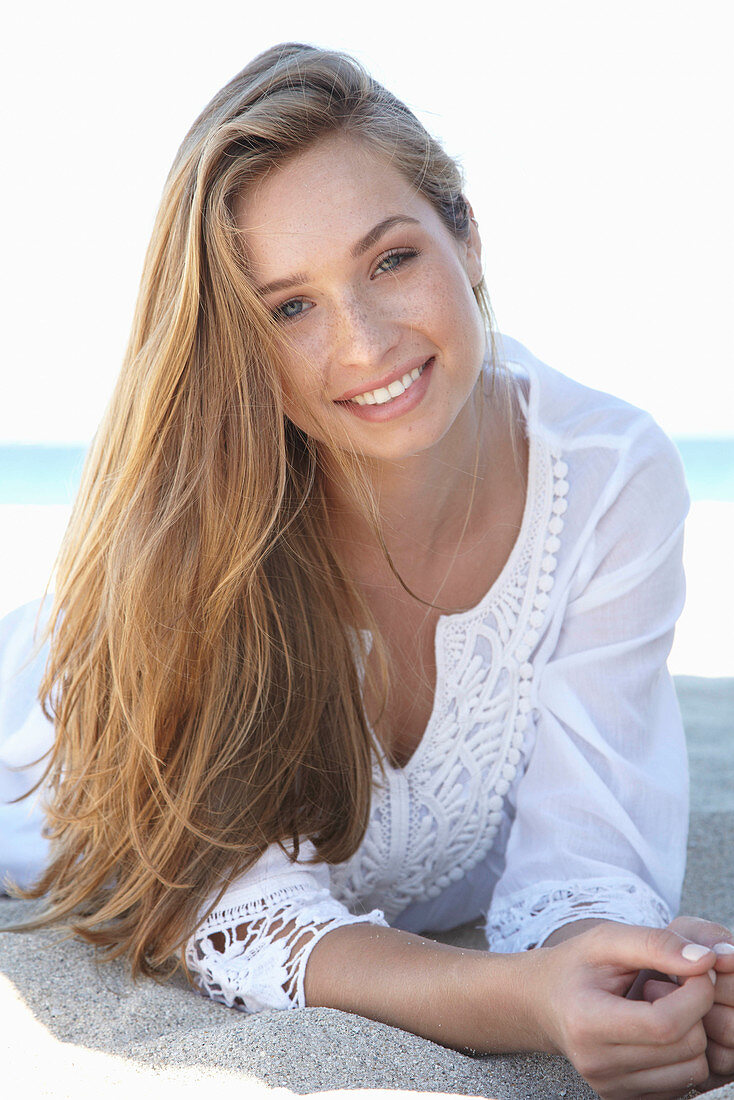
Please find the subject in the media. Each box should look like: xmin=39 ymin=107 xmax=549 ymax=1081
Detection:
xmin=0 ymin=440 xmax=733 ymax=505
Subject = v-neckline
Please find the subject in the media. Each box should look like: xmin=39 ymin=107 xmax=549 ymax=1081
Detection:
xmin=378 ymin=361 xmax=541 ymax=773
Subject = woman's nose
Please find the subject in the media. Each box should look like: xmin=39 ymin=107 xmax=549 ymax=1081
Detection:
xmin=330 ymin=291 xmax=398 ymax=369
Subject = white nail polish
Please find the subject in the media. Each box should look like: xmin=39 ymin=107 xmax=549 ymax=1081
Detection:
xmin=709 ymin=968 xmax=718 ymax=985
xmin=714 ymin=942 xmax=734 ymax=955
xmin=681 ymin=943 xmax=712 ymax=961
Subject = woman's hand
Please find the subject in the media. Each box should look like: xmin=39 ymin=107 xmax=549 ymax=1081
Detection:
xmin=531 ymin=921 xmax=717 ymax=1099
xmin=642 ymin=915 xmax=734 ymax=1092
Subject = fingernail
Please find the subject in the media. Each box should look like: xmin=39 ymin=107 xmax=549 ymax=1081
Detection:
xmin=681 ymin=943 xmax=712 ymax=961
xmin=709 ymin=968 xmax=718 ymax=985
xmin=714 ymin=942 xmax=734 ymax=955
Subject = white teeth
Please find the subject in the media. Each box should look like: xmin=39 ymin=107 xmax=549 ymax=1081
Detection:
xmin=348 ymin=361 xmax=427 ymax=406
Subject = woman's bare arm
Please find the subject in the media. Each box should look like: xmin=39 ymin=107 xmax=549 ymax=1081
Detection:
xmin=304 ymin=920 xmax=718 ymax=1099
xmin=303 ymin=921 xmax=544 ymax=1055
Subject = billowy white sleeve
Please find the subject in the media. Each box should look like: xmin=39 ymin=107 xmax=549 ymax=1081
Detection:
xmin=485 ymin=418 xmax=690 ymax=951
xmin=185 ymin=842 xmax=388 ymax=1013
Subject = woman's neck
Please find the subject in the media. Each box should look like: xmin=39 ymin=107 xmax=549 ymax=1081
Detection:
xmin=324 ymin=382 xmax=520 ymax=579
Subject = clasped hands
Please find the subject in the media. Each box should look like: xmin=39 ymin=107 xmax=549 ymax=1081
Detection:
xmin=646 ymin=916 xmax=734 ymax=1092
xmin=535 ymin=915 xmax=734 ymax=1099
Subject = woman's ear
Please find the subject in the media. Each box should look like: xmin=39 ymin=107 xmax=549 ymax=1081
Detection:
xmin=464 ymin=201 xmax=483 ymax=287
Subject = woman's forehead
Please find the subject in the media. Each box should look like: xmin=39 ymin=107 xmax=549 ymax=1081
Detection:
xmin=233 ymin=134 xmax=433 ymax=277
xmin=235 ymin=133 xmax=407 ymax=216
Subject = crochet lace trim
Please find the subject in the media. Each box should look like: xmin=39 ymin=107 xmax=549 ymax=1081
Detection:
xmin=186 ymin=882 xmax=387 ymax=1013
xmin=485 ymin=876 xmax=672 ymax=952
xmin=330 ymin=439 xmax=570 ymax=920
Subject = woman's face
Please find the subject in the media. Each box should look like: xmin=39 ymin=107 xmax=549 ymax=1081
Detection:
xmin=234 ymin=133 xmax=487 ymax=462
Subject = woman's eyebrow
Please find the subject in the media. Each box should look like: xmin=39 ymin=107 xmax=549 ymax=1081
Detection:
xmin=255 ymin=215 xmax=421 ymax=298
xmin=256 ymin=271 xmax=310 ymax=297
xmin=349 ymin=215 xmax=420 ymax=258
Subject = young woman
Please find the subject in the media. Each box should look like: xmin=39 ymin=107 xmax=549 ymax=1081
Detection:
xmin=1 ymin=42 xmax=733 ymax=1100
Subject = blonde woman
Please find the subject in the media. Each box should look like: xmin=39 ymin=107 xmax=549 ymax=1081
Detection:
xmin=1 ymin=43 xmax=733 ymax=1100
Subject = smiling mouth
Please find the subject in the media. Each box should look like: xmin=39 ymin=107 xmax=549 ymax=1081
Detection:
xmin=345 ymin=359 xmax=432 ymax=407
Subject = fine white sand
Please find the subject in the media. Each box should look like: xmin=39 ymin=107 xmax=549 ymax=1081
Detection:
xmin=1 ymin=501 xmax=733 ymax=677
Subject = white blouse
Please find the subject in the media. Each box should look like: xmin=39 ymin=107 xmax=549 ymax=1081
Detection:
xmin=0 ymin=336 xmax=690 ymax=1020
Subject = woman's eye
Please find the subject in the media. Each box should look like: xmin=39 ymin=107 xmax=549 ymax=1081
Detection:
xmin=373 ymin=248 xmax=419 ymax=277
xmin=273 ymin=298 xmax=311 ymax=322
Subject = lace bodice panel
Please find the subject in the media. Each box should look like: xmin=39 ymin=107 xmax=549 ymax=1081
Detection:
xmin=328 ymin=435 xmax=569 ymax=921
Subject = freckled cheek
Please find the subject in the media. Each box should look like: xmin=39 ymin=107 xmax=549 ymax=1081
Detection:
xmin=439 ymin=274 xmax=486 ymax=353
xmin=410 ymin=266 xmax=479 ymax=335
xmin=418 ymin=296 xmax=473 ymax=351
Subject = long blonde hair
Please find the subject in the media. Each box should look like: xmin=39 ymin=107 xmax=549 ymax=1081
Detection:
xmin=16 ymin=43 xmax=510 ymax=977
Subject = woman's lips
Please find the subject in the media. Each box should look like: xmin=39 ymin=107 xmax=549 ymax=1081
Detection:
xmin=336 ymin=357 xmax=434 ymax=422
xmin=334 ymin=355 xmax=433 ymax=404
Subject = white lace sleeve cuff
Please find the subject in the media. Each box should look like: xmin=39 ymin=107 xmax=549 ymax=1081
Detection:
xmin=185 ymin=880 xmax=388 ymax=1014
xmin=485 ymin=876 xmax=673 ymax=953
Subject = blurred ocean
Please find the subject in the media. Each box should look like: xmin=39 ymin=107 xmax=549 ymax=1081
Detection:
xmin=1 ymin=439 xmax=733 ymax=505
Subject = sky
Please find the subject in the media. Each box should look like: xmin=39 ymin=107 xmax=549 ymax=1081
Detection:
xmin=1 ymin=0 xmax=732 ymax=444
